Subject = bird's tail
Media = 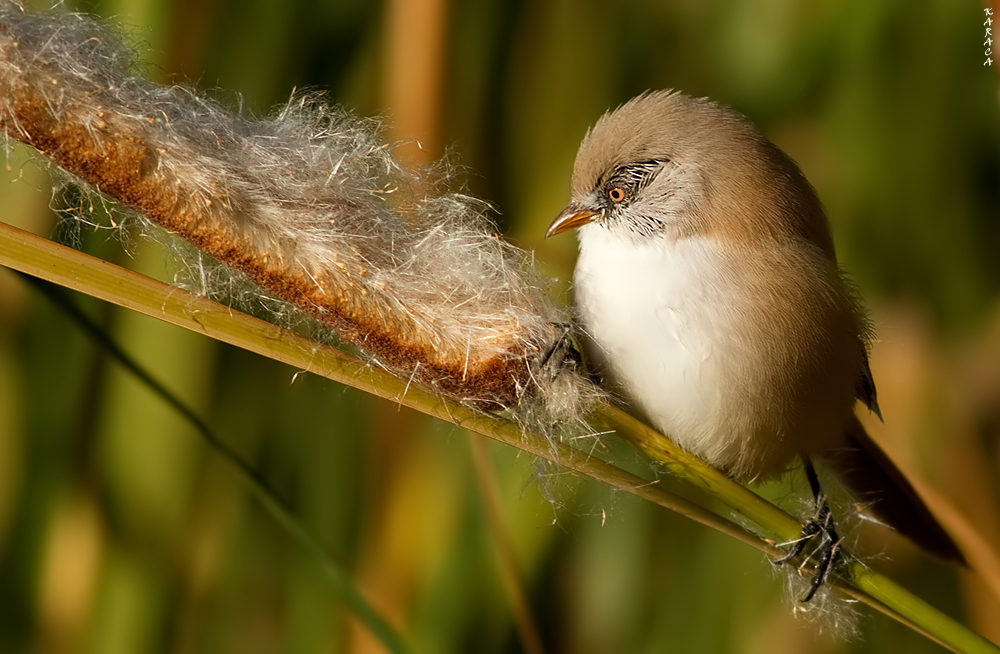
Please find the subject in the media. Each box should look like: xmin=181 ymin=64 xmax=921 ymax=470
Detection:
xmin=825 ymin=416 xmax=966 ymax=565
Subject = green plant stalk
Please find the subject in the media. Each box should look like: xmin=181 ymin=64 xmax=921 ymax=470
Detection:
xmin=1 ymin=220 xmax=995 ymax=654
xmin=602 ymin=405 xmax=803 ymax=543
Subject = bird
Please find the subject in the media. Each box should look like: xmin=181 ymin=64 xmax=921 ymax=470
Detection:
xmin=545 ymin=89 xmax=964 ymax=598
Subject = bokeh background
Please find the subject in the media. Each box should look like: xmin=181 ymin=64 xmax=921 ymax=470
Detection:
xmin=1 ymin=0 xmax=998 ymax=652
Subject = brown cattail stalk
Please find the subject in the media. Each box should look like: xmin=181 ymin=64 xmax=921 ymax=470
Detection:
xmin=0 ymin=2 xmax=588 ymax=416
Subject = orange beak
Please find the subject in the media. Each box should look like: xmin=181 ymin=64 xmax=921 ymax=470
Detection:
xmin=545 ymin=204 xmax=600 ymax=238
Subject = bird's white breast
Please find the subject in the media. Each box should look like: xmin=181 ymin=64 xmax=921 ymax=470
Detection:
xmin=573 ymin=222 xmax=859 ymax=478
xmin=574 ymin=224 xmax=736 ymax=464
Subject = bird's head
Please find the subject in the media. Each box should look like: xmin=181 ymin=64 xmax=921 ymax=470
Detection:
xmin=546 ymin=89 xmax=833 ymax=255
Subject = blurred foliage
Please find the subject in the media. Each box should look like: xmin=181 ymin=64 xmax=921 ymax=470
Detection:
xmin=1 ymin=0 xmax=998 ymax=652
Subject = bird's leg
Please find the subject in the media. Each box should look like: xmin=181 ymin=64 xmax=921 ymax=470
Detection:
xmin=772 ymin=458 xmax=843 ymax=602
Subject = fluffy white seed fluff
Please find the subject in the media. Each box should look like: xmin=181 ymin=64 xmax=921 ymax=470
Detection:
xmin=0 ymin=1 xmax=597 ymax=429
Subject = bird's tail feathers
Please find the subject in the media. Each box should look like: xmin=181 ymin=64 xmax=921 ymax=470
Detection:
xmin=824 ymin=416 xmax=965 ymax=565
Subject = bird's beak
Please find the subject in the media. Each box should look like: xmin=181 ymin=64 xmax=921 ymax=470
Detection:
xmin=545 ymin=204 xmax=601 ymax=238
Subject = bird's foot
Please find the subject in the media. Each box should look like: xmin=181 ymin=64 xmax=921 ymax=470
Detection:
xmin=534 ymin=323 xmax=583 ymax=380
xmin=773 ymin=493 xmax=843 ymax=602
xmin=772 ymin=460 xmax=844 ymax=602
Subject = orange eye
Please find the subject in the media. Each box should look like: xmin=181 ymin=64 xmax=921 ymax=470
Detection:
xmin=608 ymin=187 xmax=625 ymax=202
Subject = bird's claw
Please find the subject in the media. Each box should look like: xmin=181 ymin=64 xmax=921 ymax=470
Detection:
xmin=772 ymin=464 xmax=844 ymax=602
xmin=534 ymin=323 xmax=582 ymax=380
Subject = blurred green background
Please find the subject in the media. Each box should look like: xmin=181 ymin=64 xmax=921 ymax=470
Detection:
xmin=1 ymin=0 xmax=999 ymax=652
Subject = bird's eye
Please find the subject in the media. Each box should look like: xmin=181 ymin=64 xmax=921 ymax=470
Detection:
xmin=608 ymin=187 xmax=625 ymax=202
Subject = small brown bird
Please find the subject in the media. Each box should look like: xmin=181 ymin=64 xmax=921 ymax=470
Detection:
xmin=546 ymin=90 xmax=964 ymax=596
